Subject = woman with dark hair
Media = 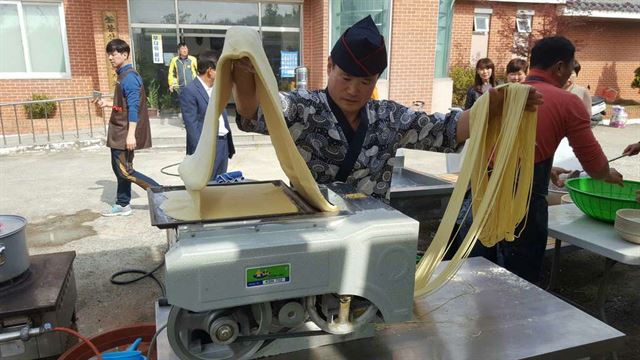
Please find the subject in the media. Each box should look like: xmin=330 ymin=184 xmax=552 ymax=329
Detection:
xmin=506 ymin=58 xmax=529 ymax=83
xmin=464 ymin=58 xmax=496 ymax=109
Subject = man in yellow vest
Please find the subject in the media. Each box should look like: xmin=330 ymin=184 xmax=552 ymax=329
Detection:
xmin=168 ymin=42 xmax=197 ymax=93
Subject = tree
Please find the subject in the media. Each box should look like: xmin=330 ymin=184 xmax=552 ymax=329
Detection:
xmin=632 ymin=67 xmax=640 ymax=94
xmin=489 ymin=2 xmax=593 ymax=74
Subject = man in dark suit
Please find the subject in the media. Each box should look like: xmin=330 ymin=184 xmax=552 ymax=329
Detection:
xmin=179 ymin=50 xmax=235 ymax=179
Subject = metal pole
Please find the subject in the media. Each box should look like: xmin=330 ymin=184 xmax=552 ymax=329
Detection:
xmin=102 ymin=106 xmax=107 ymax=136
xmin=0 ymin=108 xmax=6 ymax=146
xmin=72 ymin=99 xmax=79 ymax=138
xmin=174 ymin=0 xmax=180 ymax=40
xmin=87 ymin=99 xmax=94 ymax=138
xmin=13 ymin=105 xmax=21 ymax=145
xmin=28 ymin=106 xmax=35 ymax=143
xmin=337 ymin=295 xmax=352 ymax=324
xmin=59 ymin=101 xmax=65 ymax=140
xmin=597 ymin=258 xmax=617 ymax=323
xmin=0 ymin=323 xmax=52 ymax=343
xmin=546 ymin=239 xmax=562 ymax=291
xmin=44 ymin=106 xmax=50 ymax=143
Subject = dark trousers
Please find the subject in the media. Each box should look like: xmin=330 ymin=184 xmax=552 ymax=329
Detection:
xmin=110 ymin=148 xmax=160 ymax=206
xmin=498 ymin=195 xmax=548 ymax=283
xmin=211 ymin=135 xmax=230 ymax=180
xmin=447 ymin=195 xmax=548 ymax=283
xmin=454 ymin=150 xmax=553 ymax=281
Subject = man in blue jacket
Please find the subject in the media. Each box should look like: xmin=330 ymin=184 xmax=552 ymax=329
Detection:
xmin=179 ymin=50 xmax=235 ymax=178
xmin=95 ymin=39 xmax=159 ymax=216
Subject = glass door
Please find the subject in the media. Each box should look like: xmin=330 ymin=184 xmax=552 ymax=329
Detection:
xmin=180 ymin=29 xmax=226 ymax=58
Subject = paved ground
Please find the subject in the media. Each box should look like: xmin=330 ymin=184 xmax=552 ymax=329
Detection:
xmin=0 ymin=121 xmax=638 ymax=358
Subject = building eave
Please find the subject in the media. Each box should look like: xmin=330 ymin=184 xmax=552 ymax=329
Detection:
xmin=562 ymin=7 xmax=640 ymax=19
xmin=476 ymin=0 xmax=567 ymax=3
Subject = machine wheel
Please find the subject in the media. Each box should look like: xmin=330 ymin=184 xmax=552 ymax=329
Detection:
xmin=166 ymin=303 xmax=272 ymax=360
xmin=304 ymin=294 xmax=378 ymax=335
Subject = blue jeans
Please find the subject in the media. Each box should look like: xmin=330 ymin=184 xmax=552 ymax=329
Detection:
xmin=110 ymin=148 xmax=159 ymax=206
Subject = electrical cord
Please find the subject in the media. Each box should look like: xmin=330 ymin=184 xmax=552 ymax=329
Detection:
xmin=146 ymin=323 xmax=168 ymax=360
xmin=110 ymin=245 xmax=169 ymax=297
xmin=110 ymin=260 xmax=166 ymax=297
xmin=160 ymin=162 xmax=181 ymax=177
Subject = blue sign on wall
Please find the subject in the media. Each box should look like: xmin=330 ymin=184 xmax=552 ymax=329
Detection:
xmin=280 ymin=51 xmax=298 ymax=78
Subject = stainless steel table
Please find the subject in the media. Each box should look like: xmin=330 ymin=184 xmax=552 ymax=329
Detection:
xmin=547 ymin=204 xmax=640 ymax=321
xmin=156 ymin=257 xmax=625 ymax=360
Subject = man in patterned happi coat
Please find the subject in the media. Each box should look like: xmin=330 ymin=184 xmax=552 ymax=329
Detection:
xmin=231 ymin=16 xmax=541 ymax=202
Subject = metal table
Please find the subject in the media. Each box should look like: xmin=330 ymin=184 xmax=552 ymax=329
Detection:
xmin=547 ymin=204 xmax=640 ymax=322
xmin=156 ymin=257 xmax=625 ymax=360
xmin=389 ymin=167 xmax=454 ymax=251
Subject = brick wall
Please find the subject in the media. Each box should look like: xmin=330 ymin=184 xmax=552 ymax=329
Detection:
xmin=564 ymin=19 xmax=640 ymax=101
xmin=451 ymin=2 xmax=558 ymax=74
xmin=451 ymin=0 xmax=640 ymax=102
xmin=303 ymin=0 xmax=329 ymax=90
xmin=450 ymin=2 xmax=475 ymax=67
xmin=486 ymin=3 xmax=566 ymax=77
xmin=0 ymin=0 xmax=129 ymax=136
xmin=91 ymin=0 xmax=131 ymax=94
xmin=388 ymin=0 xmax=440 ymax=108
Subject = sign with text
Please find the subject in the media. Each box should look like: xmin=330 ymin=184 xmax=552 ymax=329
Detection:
xmin=151 ymin=34 xmax=163 ymax=64
xmin=102 ymin=11 xmax=118 ymax=90
xmin=280 ymin=51 xmax=298 ymax=78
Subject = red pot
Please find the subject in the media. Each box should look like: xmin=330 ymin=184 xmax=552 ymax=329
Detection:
xmin=58 ymin=323 xmax=156 ymax=360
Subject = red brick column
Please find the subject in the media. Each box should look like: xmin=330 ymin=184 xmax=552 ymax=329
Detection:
xmin=303 ymin=0 xmax=330 ymax=90
xmin=388 ymin=0 xmax=439 ymax=108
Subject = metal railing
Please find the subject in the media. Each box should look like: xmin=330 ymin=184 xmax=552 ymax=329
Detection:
xmin=0 ymin=94 xmax=113 ymax=147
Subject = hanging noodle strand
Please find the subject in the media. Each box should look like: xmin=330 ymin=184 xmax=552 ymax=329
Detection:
xmin=414 ymin=83 xmax=537 ymax=297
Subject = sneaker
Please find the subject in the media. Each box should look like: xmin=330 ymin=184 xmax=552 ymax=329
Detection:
xmin=102 ymin=204 xmax=132 ymax=217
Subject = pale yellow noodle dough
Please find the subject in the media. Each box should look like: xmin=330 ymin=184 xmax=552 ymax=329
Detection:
xmin=162 ymin=27 xmax=337 ymax=220
xmin=161 ymin=183 xmax=300 ymax=221
xmin=414 ymin=83 xmax=537 ymax=297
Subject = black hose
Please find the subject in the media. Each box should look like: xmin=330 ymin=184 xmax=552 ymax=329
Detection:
xmin=160 ymin=162 xmax=181 ymax=177
xmin=110 ymin=259 xmax=166 ymax=297
xmin=110 ymin=244 xmax=169 ymax=296
xmin=147 ymin=323 xmax=168 ymax=360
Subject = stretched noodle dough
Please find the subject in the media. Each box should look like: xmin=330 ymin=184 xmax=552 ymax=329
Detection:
xmin=162 ymin=27 xmax=336 ymax=221
xmin=414 ymin=84 xmax=537 ymax=297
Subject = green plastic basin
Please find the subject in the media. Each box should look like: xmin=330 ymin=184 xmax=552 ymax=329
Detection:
xmin=565 ymin=177 xmax=640 ymax=223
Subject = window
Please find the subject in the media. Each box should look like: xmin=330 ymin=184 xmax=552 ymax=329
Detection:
xmin=516 ymin=15 xmax=532 ymax=33
xmin=261 ymin=3 xmax=301 ymax=28
xmin=262 ymin=31 xmax=300 ymax=91
xmin=178 ymin=1 xmax=259 ymax=26
xmin=0 ymin=1 xmax=70 ymax=79
xmin=330 ymin=0 xmax=391 ymax=79
xmin=129 ymin=0 xmax=175 ymax=25
xmin=474 ymin=14 xmax=490 ymax=33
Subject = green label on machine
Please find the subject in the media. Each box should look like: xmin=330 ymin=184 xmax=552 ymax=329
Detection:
xmin=246 ymin=264 xmax=290 ymax=288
